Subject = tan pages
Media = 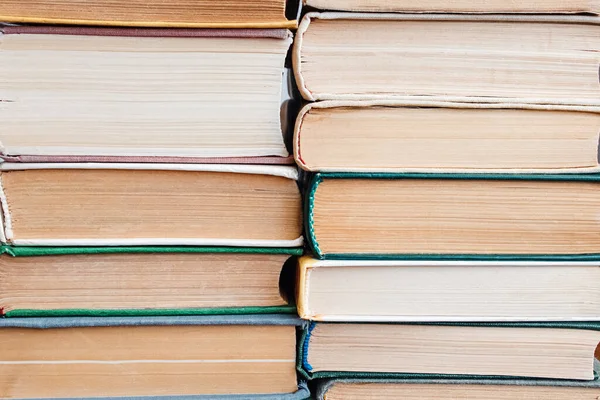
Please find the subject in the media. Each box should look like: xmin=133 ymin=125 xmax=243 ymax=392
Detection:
xmin=293 ymin=13 xmax=600 ymax=105
xmin=0 ymin=252 xmax=294 ymax=314
xmin=309 ymin=177 xmax=600 ymax=256
xmin=0 ymin=323 xmax=298 ymax=398
xmin=0 ymin=163 xmax=303 ymax=247
xmin=294 ymin=101 xmax=600 ymax=173
xmin=303 ymin=0 xmax=600 ymax=14
xmin=0 ymin=0 xmax=297 ymax=28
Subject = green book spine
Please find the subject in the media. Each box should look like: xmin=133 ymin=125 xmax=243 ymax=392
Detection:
xmin=0 ymin=245 xmax=304 ymax=257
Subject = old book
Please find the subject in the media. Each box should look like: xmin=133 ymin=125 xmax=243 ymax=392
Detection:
xmin=293 ymin=13 xmax=600 ymax=105
xmin=0 ymin=27 xmax=293 ymax=162
xmin=0 ymin=164 xmax=303 ymax=247
xmin=317 ymin=373 xmax=600 ymax=400
xmin=303 ymin=0 xmax=600 ymax=14
xmin=306 ymin=173 xmax=600 ymax=258
xmin=0 ymin=0 xmax=297 ymax=28
xmin=0 ymin=315 xmax=308 ymax=399
xmin=297 ymin=257 xmax=600 ymax=322
xmin=0 ymin=246 xmax=302 ymax=317
xmin=300 ymin=322 xmax=600 ymax=380
xmin=294 ymin=101 xmax=600 ymax=173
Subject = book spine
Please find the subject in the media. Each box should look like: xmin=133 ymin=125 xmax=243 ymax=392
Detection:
xmin=306 ymin=174 xmax=324 ymax=258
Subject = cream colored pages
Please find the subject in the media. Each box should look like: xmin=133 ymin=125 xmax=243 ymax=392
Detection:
xmin=294 ymin=13 xmax=600 ymax=104
xmin=304 ymin=0 xmax=600 ymax=14
xmin=298 ymin=258 xmax=600 ymax=321
xmin=308 ymin=323 xmax=600 ymax=379
xmin=294 ymin=101 xmax=600 ymax=173
xmin=0 ymin=33 xmax=292 ymax=158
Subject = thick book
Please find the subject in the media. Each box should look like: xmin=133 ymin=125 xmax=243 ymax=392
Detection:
xmin=303 ymin=0 xmax=600 ymax=14
xmin=0 ymin=246 xmax=302 ymax=318
xmin=293 ymin=13 xmax=600 ymax=105
xmin=299 ymin=321 xmax=600 ymax=381
xmin=294 ymin=101 xmax=600 ymax=173
xmin=316 ymin=373 xmax=600 ymax=400
xmin=305 ymin=173 xmax=600 ymax=259
xmin=0 ymin=0 xmax=297 ymax=28
xmin=0 ymin=163 xmax=303 ymax=247
xmin=0 ymin=315 xmax=310 ymax=399
xmin=0 ymin=27 xmax=293 ymax=162
xmin=296 ymin=256 xmax=600 ymax=322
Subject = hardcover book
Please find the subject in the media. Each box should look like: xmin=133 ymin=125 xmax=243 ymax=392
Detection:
xmin=296 ymin=257 xmax=600 ymax=322
xmin=0 ymin=246 xmax=302 ymax=318
xmin=293 ymin=13 xmax=600 ymax=105
xmin=0 ymin=163 xmax=303 ymax=247
xmin=294 ymin=101 xmax=600 ymax=173
xmin=0 ymin=27 xmax=293 ymax=162
xmin=299 ymin=321 xmax=600 ymax=380
xmin=316 ymin=373 xmax=600 ymax=400
xmin=0 ymin=0 xmax=297 ymax=28
xmin=305 ymin=173 xmax=600 ymax=259
xmin=0 ymin=315 xmax=309 ymax=399
xmin=303 ymin=0 xmax=600 ymax=14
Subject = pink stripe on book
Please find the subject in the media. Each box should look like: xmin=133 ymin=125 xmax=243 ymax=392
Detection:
xmin=0 ymin=26 xmax=291 ymax=39
xmin=0 ymin=155 xmax=295 ymax=165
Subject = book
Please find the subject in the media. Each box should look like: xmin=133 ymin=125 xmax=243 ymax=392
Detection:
xmin=299 ymin=321 xmax=600 ymax=380
xmin=0 ymin=315 xmax=309 ymax=399
xmin=303 ymin=0 xmax=600 ymax=14
xmin=305 ymin=173 xmax=600 ymax=259
xmin=293 ymin=13 xmax=600 ymax=105
xmin=0 ymin=27 xmax=293 ymax=162
xmin=294 ymin=101 xmax=600 ymax=173
xmin=0 ymin=0 xmax=297 ymax=28
xmin=296 ymin=256 xmax=600 ymax=322
xmin=316 ymin=372 xmax=600 ymax=400
xmin=0 ymin=246 xmax=302 ymax=318
xmin=0 ymin=163 xmax=303 ymax=247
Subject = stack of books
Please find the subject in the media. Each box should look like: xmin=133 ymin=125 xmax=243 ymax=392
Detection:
xmin=293 ymin=0 xmax=600 ymax=399
xmin=0 ymin=1 xmax=310 ymax=399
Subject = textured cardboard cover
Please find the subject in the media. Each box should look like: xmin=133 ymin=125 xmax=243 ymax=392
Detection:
xmin=0 ymin=314 xmax=306 ymax=328
xmin=22 ymin=384 xmax=310 ymax=400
